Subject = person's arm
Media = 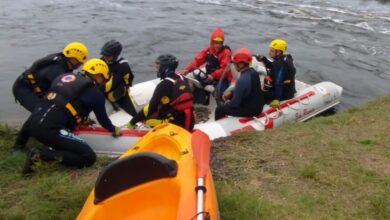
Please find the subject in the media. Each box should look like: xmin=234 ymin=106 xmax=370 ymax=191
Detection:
xmin=260 ymin=56 xmax=273 ymax=69
xmin=119 ymin=60 xmax=134 ymax=87
xmin=226 ymin=74 xmax=250 ymax=108
xmin=211 ymin=49 xmax=231 ymax=80
xmin=82 ymin=88 xmax=116 ymax=132
xmin=185 ymin=48 xmax=208 ymax=72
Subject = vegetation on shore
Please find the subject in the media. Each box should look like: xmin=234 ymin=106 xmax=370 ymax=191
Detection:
xmin=1 ymin=95 xmax=389 ymax=219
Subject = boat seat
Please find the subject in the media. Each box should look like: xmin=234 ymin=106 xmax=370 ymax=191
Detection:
xmin=94 ymin=152 xmax=178 ymax=204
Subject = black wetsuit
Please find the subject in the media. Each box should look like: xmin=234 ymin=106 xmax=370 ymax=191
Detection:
xmin=215 ymin=67 xmax=264 ymax=120
xmin=261 ymin=54 xmax=296 ymax=102
xmin=12 ymin=53 xmax=71 ymax=112
xmin=130 ymin=73 xmax=195 ymax=131
xmin=104 ymin=57 xmax=137 ymax=116
xmin=14 ymin=73 xmax=115 ymax=168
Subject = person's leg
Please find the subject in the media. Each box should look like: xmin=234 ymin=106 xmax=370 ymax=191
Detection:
xmin=36 ymin=129 xmax=96 ymax=168
xmin=263 ymin=91 xmax=274 ymax=104
xmin=215 ymin=105 xmax=255 ymax=120
xmin=216 ymin=79 xmax=229 ymax=98
xmin=128 ymin=109 xmax=146 ymax=127
xmin=116 ymin=93 xmax=137 ymax=117
xmin=10 ymin=115 xmax=33 ymax=154
xmin=12 ymin=82 xmax=40 ymax=113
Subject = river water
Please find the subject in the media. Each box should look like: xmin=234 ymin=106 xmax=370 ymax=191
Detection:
xmin=1 ymin=0 xmax=389 ymax=124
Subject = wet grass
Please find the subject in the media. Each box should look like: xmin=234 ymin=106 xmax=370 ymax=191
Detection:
xmin=1 ymin=95 xmax=390 ymax=219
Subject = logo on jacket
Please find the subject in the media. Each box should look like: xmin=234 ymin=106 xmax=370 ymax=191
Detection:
xmin=61 ymin=74 xmax=76 ymax=83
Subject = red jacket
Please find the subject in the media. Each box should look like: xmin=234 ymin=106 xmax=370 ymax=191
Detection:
xmin=185 ymin=28 xmax=232 ymax=81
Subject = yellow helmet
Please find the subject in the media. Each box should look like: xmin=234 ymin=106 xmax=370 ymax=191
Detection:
xmin=269 ymin=39 xmax=287 ymax=52
xmin=62 ymin=42 xmax=88 ymax=63
xmin=82 ymin=58 xmax=110 ymax=80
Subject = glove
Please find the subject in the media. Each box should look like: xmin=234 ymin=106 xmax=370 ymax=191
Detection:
xmin=255 ymin=54 xmax=265 ymax=62
xmin=127 ymin=122 xmax=135 ymax=129
xmin=112 ymin=126 xmax=122 ymax=137
xmin=270 ymin=99 xmax=280 ymax=108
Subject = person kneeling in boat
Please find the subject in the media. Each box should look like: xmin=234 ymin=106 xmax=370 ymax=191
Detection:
xmin=181 ymin=27 xmax=232 ymax=104
xmin=127 ymin=54 xmax=195 ymax=131
xmin=100 ymin=40 xmax=137 ymax=117
xmin=214 ymin=48 xmax=265 ymax=120
xmin=15 ymin=58 xmax=122 ymax=175
xmin=255 ymin=39 xmax=296 ymax=107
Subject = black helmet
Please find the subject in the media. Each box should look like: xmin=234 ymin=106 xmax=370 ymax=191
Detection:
xmin=156 ymin=54 xmax=178 ymax=79
xmin=101 ymin=40 xmax=122 ymax=62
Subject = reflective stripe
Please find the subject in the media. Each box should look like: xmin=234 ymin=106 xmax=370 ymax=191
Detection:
xmin=33 ymin=87 xmax=42 ymax=93
xmin=283 ymin=80 xmax=291 ymax=84
xmin=119 ymin=59 xmax=128 ymax=64
xmin=65 ymin=102 xmax=81 ymax=123
xmin=25 ymin=73 xmax=42 ymax=94
xmin=26 ymin=73 xmax=34 ymax=79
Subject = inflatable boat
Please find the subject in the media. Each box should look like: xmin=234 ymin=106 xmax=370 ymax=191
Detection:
xmin=76 ymin=58 xmax=343 ymax=154
xmin=77 ymin=123 xmax=219 ymax=220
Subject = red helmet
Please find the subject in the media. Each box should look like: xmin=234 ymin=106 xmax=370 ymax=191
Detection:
xmin=232 ymin=48 xmax=252 ymax=64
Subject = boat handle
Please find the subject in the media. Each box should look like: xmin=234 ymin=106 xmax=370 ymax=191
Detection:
xmin=300 ymin=95 xmax=311 ymax=105
xmin=268 ymin=108 xmax=282 ymax=119
xmin=253 ymin=114 xmax=266 ymax=126
xmin=287 ymin=102 xmax=301 ymax=111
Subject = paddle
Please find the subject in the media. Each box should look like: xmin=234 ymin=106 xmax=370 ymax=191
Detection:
xmin=191 ymin=130 xmax=211 ymax=220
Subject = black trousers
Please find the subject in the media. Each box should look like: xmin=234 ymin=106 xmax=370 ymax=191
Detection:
xmin=21 ymin=102 xmax=96 ymax=168
xmin=115 ymin=93 xmax=137 ymax=117
xmin=214 ymin=105 xmax=262 ymax=120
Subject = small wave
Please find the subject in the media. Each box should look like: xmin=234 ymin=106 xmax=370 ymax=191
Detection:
xmin=195 ymin=0 xmax=222 ymax=5
xmin=354 ymin=22 xmax=375 ymax=31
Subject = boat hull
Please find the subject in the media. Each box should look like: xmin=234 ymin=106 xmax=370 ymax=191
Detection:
xmin=77 ymin=123 xmax=219 ymax=220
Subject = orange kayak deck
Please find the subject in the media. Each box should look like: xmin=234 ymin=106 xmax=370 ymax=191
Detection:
xmin=77 ymin=123 xmax=219 ymax=220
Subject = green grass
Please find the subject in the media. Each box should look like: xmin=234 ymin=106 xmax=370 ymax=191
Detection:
xmin=1 ymin=95 xmax=390 ymax=219
xmin=211 ymin=95 xmax=390 ymax=219
xmin=0 ymin=124 xmax=111 ymax=220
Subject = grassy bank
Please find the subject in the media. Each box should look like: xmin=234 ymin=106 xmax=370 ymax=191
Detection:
xmin=1 ymin=96 xmax=390 ymax=219
xmin=212 ymin=96 xmax=390 ymax=219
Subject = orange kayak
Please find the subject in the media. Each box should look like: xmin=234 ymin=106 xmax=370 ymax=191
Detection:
xmin=77 ymin=123 xmax=219 ymax=220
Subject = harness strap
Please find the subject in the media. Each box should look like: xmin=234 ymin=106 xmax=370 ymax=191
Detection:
xmin=65 ymin=102 xmax=82 ymax=123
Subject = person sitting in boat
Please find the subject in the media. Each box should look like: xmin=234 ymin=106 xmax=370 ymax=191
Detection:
xmin=12 ymin=42 xmax=88 ymax=112
xmin=181 ymin=27 xmax=232 ymax=104
xmin=13 ymin=58 xmax=122 ymax=175
xmin=128 ymin=54 xmax=195 ymax=131
xmin=215 ymin=48 xmax=265 ymax=120
xmin=256 ymin=39 xmax=296 ymax=107
xmin=100 ymin=40 xmax=137 ymax=117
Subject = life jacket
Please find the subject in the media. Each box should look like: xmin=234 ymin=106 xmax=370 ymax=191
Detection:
xmin=23 ymin=53 xmax=64 ymax=94
xmin=264 ymin=54 xmax=296 ymax=93
xmin=165 ymin=75 xmax=194 ymax=130
xmin=46 ymin=73 xmax=93 ymax=124
xmin=104 ymin=58 xmax=131 ymax=102
xmin=205 ymin=45 xmax=231 ymax=75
